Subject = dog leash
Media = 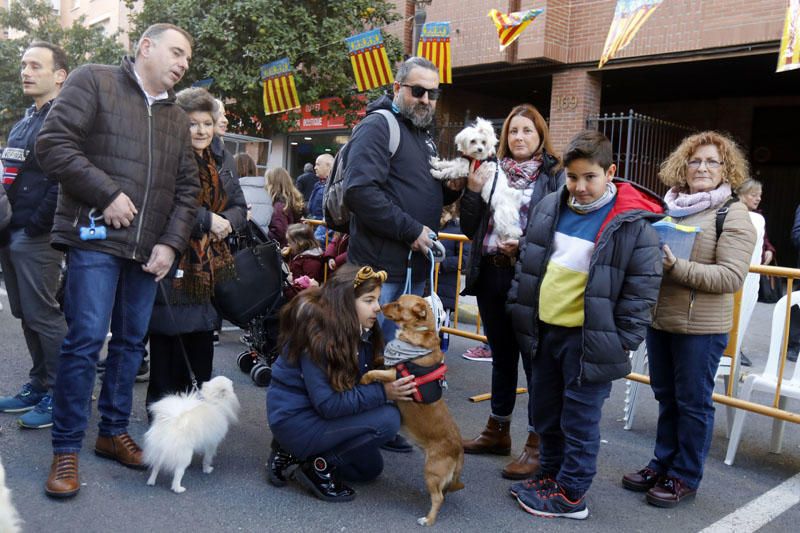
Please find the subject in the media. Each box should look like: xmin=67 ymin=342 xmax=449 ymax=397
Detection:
xmin=157 ymin=280 xmax=201 ymax=394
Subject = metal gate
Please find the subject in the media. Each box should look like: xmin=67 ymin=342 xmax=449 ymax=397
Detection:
xmin=587 ymin=110 xmax=694 ymax=195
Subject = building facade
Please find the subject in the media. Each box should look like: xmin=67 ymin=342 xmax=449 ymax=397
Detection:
xmin=389 ymin=0 xmax=799 ymax=257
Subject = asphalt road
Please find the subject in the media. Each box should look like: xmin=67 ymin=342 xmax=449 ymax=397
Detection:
xmin=1 ymin=295 xmax=798 ymax=533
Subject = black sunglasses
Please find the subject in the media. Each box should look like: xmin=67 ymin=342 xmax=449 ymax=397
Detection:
xmin=400 ymin=84 xmax=441 ymax=100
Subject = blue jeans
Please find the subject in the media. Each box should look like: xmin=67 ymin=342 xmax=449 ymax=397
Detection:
xmin=378 ymin=280 xmax=425 ymax=342
xmin=52 ymin=248 xmax=157 ymax=453
xmin=271 ymin=404 xmax=400 ymax=482
xmin=532 ymin=322 xmax=612 ymax=496
xmin=646 ymin=327 xmax=727 ymax=489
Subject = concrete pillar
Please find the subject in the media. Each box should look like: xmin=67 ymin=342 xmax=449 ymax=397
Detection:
xmin=548 ymin=69 xmax=602 ymax=155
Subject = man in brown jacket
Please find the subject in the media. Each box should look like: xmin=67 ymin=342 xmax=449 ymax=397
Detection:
xmin=35 ymin=23 xmax=199 ymax=499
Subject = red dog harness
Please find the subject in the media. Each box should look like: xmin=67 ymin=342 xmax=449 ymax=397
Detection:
xmin=396 ymin=362 xmax=448 ymax=404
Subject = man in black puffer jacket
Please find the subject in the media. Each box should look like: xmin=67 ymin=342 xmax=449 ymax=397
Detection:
xmin=508 ymin=131 xmax=663 ymax=520
xmin=35 ymin=23 xmax=199 ymax=499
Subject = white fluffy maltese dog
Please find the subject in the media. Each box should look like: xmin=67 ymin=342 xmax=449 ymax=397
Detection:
xmin=430 ymin=117 xmax=523 ymax=241
xmin=0 ymin=456 xmax=22 ymax=533
xmin=144 ymin=376 xmax=240 ymax=494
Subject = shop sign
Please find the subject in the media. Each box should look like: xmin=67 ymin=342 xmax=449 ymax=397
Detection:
xmin=289 ymin=96 xmax=366 ymax=131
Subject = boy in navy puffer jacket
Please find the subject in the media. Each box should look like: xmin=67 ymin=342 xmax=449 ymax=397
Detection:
xmin=507 ymin=131 xmax=664 ymax=520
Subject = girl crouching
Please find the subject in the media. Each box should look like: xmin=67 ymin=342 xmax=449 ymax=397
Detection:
xmin=267 ymin=264 xmax=417 ymax=501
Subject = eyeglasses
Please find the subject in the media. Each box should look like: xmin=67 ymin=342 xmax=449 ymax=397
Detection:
xmin=687 ymin=159 xmax=722 ymax=170
xmin=400 ymin=84 xmax=441 ymax=100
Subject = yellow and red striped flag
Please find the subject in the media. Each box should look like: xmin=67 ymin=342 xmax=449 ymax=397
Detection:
xmin=417 ymin=22 xmax=452 ymax=84
xmin=261 ymin=58 xmax=300 ymax=115
xmin=777 ymin=0 xmax=800 ymax=72
xmin=488 ymin=8 xmax=544 ymax=51
xmin=346 ymin=29 xmax=394 ymax=92
xmin=598 ymin=0 xmax=663 ymax=68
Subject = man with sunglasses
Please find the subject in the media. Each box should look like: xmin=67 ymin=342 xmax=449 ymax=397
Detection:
xmin=343 ymin=56 xmax=462 ymax=454
xmin=344 ymin=57 xmax=462 ymax=338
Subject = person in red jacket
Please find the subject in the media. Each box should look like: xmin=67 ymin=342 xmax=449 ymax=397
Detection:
xmin=323 ymin=232 xmax=349 ymax=272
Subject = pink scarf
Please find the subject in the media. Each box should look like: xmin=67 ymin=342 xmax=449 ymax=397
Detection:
xmin=664 ymin=183 xmax=731 ymax=217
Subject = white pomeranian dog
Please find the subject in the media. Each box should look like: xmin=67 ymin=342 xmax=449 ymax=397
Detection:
xmin=144 ymin=376 xmax=240 ymax=494
xmin=0 ymin=456 xmax=22 ymax=533
xmin=430 ymin=117 xmax=523 ymax=241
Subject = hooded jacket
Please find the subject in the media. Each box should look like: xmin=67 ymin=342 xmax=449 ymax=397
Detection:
xmin=343 ymin=95 xmax=460 ymax=282
xmin=507 ymin=179 xmax=665 ymax=384
xmin=36 ymin=57 xmax=199 ymax=262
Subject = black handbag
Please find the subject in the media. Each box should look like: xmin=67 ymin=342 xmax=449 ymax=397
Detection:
xmin=758 ymin=257 xmax=786 ymax=304
xmin=213 ymin=232 xmax=286 ymax=327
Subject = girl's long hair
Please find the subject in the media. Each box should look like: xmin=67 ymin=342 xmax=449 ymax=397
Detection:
xmin=265 ymin=167 xmax=305 ymax=218
xmin=285 ymin=223 xmax=319 ymax=255
xmin=278 ymin=264 xmax=384 ymax=392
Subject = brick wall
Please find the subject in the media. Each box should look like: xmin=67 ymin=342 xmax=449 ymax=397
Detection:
xmin=549 ymin=69 xmax=601 ymax=154
xmin=388 ymin=0 xmax=787 ymax=68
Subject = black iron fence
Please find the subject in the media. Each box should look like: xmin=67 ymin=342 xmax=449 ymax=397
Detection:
xmin=587 ymin=110 xmax=694 ymax=195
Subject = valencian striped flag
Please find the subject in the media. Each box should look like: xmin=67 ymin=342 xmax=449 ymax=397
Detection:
xmin=598 ymin=0 xmax=663 ymax=68
xmin=346 ymin=29 xmax=394 ymax=92
xmin=417 ymin=22 xmax=452 ymax=84
xmin=777 ymin=0 xmax=800 ymax=72
xmin=261 ymin=58 xmax=300 ymax=115
xmin=488 ymin=8 xmax=544 ymax=51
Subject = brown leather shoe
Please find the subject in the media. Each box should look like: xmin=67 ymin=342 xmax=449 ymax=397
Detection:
xmin=95 ymin=433 xmax=147 ymax=470
xmin=45 ymin=453 xmax=80 ymax=498
xmin=622 ymin=467 xmax=661 ymax=492
xmin=502 ymin=432 xmax=540 ymax=479
xmin=462 ymin=417 xmax=511 ymax=455
xmin=646 ymin=476 xmax=697 ymax=508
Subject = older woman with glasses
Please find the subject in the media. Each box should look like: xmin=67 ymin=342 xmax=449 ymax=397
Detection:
xmin=146 ymin=88 xmax=247 ymax=410
xmin=622 ymin=131 xmax=755 ymax=508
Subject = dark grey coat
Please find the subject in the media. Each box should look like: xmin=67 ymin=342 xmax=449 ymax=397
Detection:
xmin=507 ymin=180 xmax=665 ymax=384
xmin=36 ymin=57 xmax=199 ymax=262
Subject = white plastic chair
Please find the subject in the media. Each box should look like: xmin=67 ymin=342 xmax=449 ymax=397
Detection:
xmin=724 ymin=291 xmax=800 ymax=466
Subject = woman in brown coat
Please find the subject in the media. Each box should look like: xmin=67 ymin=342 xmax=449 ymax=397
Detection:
xmin=622 ymin=131 xmax=755 ymax=508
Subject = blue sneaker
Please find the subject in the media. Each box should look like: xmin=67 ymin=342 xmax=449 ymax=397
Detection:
xmin=516 ymin=482 xmax=589 ymax=520
xmin=0 ymin=383 xmax=46 ymax=413
xmin=18 ymin=394 xmax=54 ymax=429
xmin=509 ymin=472 xmax=556 ymax=498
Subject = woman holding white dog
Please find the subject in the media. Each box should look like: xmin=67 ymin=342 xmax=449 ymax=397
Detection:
xmin=267 ymin=264 xmax=416 ymax=502
xmin=461 ymin=104 xmax=564 ymax=480
xmin=146 ymin=87 xmax=246 ymax=410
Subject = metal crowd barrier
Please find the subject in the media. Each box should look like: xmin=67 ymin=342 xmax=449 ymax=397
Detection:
xmin=305 ymin=220 xmax=800 ymax=427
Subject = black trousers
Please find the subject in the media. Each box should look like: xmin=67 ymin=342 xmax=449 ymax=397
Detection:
xmin=474 ymin=260 xmax=533 ymax=426
xmin=146 ymin=331 xmax=214 ymax=411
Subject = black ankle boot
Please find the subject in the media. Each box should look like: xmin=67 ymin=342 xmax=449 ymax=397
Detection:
xmin=293 ymin=457 xmax=356 ymax=502
xmin=268 ymin=440 xmax=298 ymax=487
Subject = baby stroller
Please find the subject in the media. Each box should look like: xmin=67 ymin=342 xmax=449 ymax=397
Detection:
xmin=216 ymin=221 xmax=287 ymax=387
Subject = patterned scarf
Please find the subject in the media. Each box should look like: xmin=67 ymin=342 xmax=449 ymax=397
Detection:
xmin=173 ymin=148 xmax=236 ymax=304
xmin=501 ymin=155 xmax=542 ymax=189
xmin=664 ymin=183 xmax=731 ymax=218
xmin=482 ymin=155 xmax=543 ymax=254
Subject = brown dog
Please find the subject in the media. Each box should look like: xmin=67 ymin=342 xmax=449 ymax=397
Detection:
xmin=360 ymin=294 xmax=464 ymax=526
